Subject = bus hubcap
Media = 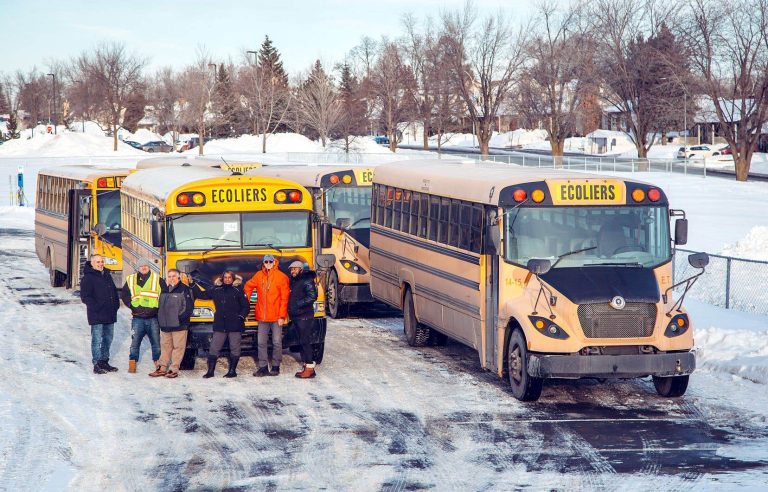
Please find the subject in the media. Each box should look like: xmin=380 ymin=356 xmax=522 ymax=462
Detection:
xmin=510 ymin=346 xmax=523 ymax=383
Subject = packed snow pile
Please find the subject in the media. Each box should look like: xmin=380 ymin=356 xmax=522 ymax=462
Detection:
xmin=183 ymin=133 xmax=322 ymax=155
xmin=720 ymin=226 xmax=768 ymax=261
xmin=491 ymin=129 xmax=548 ymax=148
xmin=121 ymin=128 xmax=164 ymax=145
xmin=0 ymin=130 xmax=144 ymax=157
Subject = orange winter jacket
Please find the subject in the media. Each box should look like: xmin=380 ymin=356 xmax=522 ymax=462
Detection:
xmin=243 ymin=267 xmax=290 ymax=322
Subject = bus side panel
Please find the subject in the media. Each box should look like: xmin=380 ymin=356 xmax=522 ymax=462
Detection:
xmin=369 ymin=228 xmax=401 ymax=309
xmin=34 ymin=211 xmax=68 ymax=272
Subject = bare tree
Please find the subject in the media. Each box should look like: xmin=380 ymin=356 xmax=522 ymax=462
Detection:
xmin=148 ymin=67 xmax=185 ymax=149
xmin=74 ymin=42 xmax=147 ymax=151
xmin=682 ymin=0 xmax=768 ymax=181
xmin=517 ymin=1 xmax=595 ymax=160
xmin=441 ymin=1 xmax=527 ymax=155
xmin=179 ymin=50 xmax=216 ymax=155
xmin=369 ymin=40 xmax=417 ymax=152
xmin=403 ymin=13 xmax=440 ymax=149
xmin=295 ymin=60 xmax=342 ymax=148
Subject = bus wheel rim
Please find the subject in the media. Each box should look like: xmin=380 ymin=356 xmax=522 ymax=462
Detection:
xmin=510 ymin=345 xmax=523 ymax=384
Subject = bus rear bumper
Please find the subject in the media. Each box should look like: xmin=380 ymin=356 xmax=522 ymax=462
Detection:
xmin=527 ymin=351 xmax=696 ymax=379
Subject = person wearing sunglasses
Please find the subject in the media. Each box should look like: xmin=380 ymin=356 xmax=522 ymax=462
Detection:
xmin=244 ymin=254 xmax=290 ymax=377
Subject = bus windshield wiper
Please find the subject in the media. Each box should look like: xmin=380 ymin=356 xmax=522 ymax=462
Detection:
xmin=550 ymin=246 xmax=596 ymax=269
xmin=584 ymin=262 xmax=643 ymax=267
xmin=176 ymin=237 xmax=239 ymax=247
xmin=244 ymin=242 xmax=283 ymax=253
xmin=202 ymin=243 xmax=240 ymax=257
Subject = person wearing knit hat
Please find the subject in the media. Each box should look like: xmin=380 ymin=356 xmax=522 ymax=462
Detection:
xmin=121 ymin=259 xmax=167 ymax=375
xmin=287 ymin=261 xmax=318 ymax=379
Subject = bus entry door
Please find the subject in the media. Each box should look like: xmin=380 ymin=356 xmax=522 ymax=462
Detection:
xmin=66 ymin=189 xmax=91 ymax=289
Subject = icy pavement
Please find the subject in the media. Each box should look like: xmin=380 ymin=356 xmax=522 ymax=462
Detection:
xmin=2 ymin=214 xmax=768 ymax=490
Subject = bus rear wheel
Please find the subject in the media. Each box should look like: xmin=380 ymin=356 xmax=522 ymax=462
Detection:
xmin=653 ymin=375 xmax=689 ymax=397
xmin=47 ymin=250 xmax=65 ymax=288
xmin=403 ymin=288 xmax=429 ymax=347
xmin=507 ymin=329 xmax=543 ymax=401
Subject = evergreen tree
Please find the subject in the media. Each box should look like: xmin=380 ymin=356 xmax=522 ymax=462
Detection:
xmin=213 ymin=64 xmax=238 ymax=137
xmin=257 ymin=36 xmax=288 ymax=88
xmin=337 ymin=62 xmax=368 ymax=149
xmin=122 ymin=92 xmax=147 ymax=132
xmin=0 ymin=83 xmax=10 ymax=115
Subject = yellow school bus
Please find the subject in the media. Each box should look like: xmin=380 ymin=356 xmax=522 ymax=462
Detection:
xmin=35 ymin=166 xmax=130 ymax=289
xmin=370 ymin=159 xmax=708 ymax=401
xmin=120 ymin=166 xmax=334 ymax=367
xmin=136 ymin=155 xmax=264 ymax=174
xmin=247 ymin=165 xmax=374 ymax=317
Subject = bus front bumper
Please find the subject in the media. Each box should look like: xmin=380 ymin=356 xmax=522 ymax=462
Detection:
xmin=339 ymin=283 xmax=374 ymax=303
xmin=527 ymin=351 xmax=696 ymax=379
xmin=187 ymin=318 xmax=327 ymax=356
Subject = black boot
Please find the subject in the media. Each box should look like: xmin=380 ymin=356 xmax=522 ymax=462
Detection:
xmin=202 ymin=356 xmax=217 ymax=379
xmin=223 ymin=356 xmax=239 ymax=378
xmin=100 ymin=360 xmax=118 ymax=372
xmin=93 ymin=363 xmax=107 ymax=374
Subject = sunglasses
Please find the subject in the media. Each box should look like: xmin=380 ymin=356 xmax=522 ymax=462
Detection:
xmin=263 ymin=260 xmax=274 ymax=264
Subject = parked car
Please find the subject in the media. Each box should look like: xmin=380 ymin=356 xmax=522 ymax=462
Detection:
xmin=178 ymin=136 xmax=201 ymax=152
xmin=676 ymin=145 xmax=716 ymax=159
xmin=373 ymin=135 xmax=390 ymax=145
xmin=141 ymin=141 xmax=173 ymax=153
xmin=123 ymin=140 xmax=143 ymax=150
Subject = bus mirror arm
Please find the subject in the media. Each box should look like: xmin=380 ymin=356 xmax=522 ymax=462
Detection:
xmin=527 ymin=259 xmax=557 ymax=318
xmin=662 ymin=252 xmax=709 ymax=315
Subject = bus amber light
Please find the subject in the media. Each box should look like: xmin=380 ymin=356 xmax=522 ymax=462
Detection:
xmin=513 ymin=189 xmax=527 ymax=202
xmin=275 ymin=191 xmax=287 ymax=202
xmin=192 ymin=193 xmax=205 ymax=205
xmin=288 ymin=190 xmax=302 ymax=202
xmin=177 ymin=194 xmax=190 ymax=206
xmin=342 ymin=175 xmax=352 ymax=184
xmin=330 ymin=175 xmax=340 ymax=185
xmin=648 ymin=188 xmax=661 ymax=202
xmin=97 ymin=178 xmax=107 ymax=187
xmin=631 ymin=189 xmax=645 ymax=202
xmin=531 ymin=189 xmax=545 ymax=203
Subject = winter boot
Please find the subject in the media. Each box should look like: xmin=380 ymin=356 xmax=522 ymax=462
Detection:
xmin=128 ymin=360 xmax=137 ymax=374
xmin=202 ymin=356 xmax=217 ymax=379
xmin=295 ymin=362 xmax=316 ymax=379
xmin=93 ymin=363 xmax=107 ymax=375
xmin=223 ymin=357 xmax=240 ymax=378
xmin=100 ymin=360 xmax=118 ymax=372
xmin=269 ymin=364 xmax=280 ymax=376
xmin=254 ymin=366 xmax=269 ymax=377
xmin=149 ymin=366 xmax=167 ymax=377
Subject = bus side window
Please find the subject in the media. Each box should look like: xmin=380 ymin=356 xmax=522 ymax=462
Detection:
xmin=419 ymin=193 xmax=429 ymax=238
xmin=448 ymin=199 xmax=460 ymax=248
xmin=471 ymin=205 xmax=484 ymax=253
xmin=393 ymin=188 xmax=402 ymax=231
xmin=428 ymin=196 xmax=440 ymax=242
xmin=401 ymin=191 xmax=411 ymax=233
xmin=409 ymin=191 xmax=420 ymax=236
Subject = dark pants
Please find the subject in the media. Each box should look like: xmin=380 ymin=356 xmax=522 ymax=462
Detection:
xmin=294 ymin=317 xmax=315 ymax=364
xmin=210 ymin=331 xmax=241 ymax=357
xmin=257 ymin=321 xmax=282 ymax=368
xmin=90 ymin=323 xmax=114 ymax=364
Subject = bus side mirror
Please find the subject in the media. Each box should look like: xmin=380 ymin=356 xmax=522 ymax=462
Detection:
xmin=688 ymin=252 xmax=709 ymax=269
xmin=486 ymin=222 xmax=500 ymax=255
xmin=674 ymin=218 xmax=688 ymax=245
xmin=93 ymin=223 xmax=107 ymax=237
xmin=320 ymin=222 xmax=333 ymax=249
xmin=336 ymin=218 xmax=352 ymax=229
xmin=527 ymin=258 xmax=552 ymax=276
xmin=176 ymin=259 xmax=200 ymax=274
xmin=151 ymin=219 xmax=165 ymax=247
xmin=316 ymin=253 xmax=336 ymax=270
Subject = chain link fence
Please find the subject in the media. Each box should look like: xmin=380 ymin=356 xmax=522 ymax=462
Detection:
xmin=674 ymin=248 xmax=768 ymax=315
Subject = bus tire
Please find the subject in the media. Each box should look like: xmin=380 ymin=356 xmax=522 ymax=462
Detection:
xmin=652 ymin=375 xmax=689 ymax=397
xmin=403 ymin=288 xmax=429 ymax=347
xmin=326 ymin=269 xmax=345 ymax=319
xmin=507 ymin=329 xmax=543 ymax=401
xmin=47 ymin=249 xmax=65 ymax=288
xmin=312 ymin=342 xmax=325 ymax=364
xmin=179 ymin=348 xmax=196 ymax=370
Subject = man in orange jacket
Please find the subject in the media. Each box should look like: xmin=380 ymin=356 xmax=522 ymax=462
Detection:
xmin=244 ymin=254 xmax=290 ymax=376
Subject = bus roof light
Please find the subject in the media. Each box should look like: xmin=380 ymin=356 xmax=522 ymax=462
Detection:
xmin=192 ymin=193 xmax=205 ymax=205
xmin=97 ymin=178 xmax=107 ymax=187
xmin=177 ymin=193 xmax=190 ymax=206
xmin=531 ymin=189 xmax=545 ymax=203
xmin=631 ymin=189 xmax=645 ymax=202
xmin=275 ymin=191 xmax=287 ymax=202
xmin=288 ymin=190 xmax=302 ymax=203
xmin=342 ymin=175 xmax=352 ymax=184
xmin=513 ymin=189 xmax=527 ymax=202
xmin=648 ymin=188 xmax=661 ymax=202
xmin=330 ymin=175 xmax=340 ymax=185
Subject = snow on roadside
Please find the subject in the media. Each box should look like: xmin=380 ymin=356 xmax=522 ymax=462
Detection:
xmin=720 ymin=226 xmax=768 ymax=260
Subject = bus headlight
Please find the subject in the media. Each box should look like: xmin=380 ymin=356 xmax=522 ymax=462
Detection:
xmin=528 ymin=316 xmax=569 ymax=340
xmin=193 ymin=307 xmax=214 ymax=318
xmin=664 ymin=314 xmax=689 ymax=337
xmin=313 ymin=301 xmax=324 ymax=314
xmin=341 ymin=260 xmax=367 ymax=275
xmin=103 ymin=257 xmax=118 ymax=265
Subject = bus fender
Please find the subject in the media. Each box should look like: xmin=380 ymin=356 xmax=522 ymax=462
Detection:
xmin=398 ymin=269 xmax=415 ymax=307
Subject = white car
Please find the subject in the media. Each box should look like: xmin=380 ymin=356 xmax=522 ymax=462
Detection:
xmin=676 ymin=145 xmax=717 ymax=159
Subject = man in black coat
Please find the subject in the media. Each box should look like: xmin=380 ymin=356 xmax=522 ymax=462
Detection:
xmin=192 ymin=270 xmax=250 ymax=378
xmin=288 ymin=261 xmax=319 ymax=379
xmin=152 ymin=268 xmax=195 ymax=378
xmin=80 ymin=254 xmax=121 ymax=374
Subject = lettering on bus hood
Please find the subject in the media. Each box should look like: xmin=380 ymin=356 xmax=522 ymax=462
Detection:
xmin=210 ymin=188 xmax=267 ymax=203
xmin=540 ymin=266 xmax=660 ymax=304
xmin=548 ymin=179 xmax=625 ymax=206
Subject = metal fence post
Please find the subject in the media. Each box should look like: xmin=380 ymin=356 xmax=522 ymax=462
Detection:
xmin=725 ymin=257 xmax=731 ymax=309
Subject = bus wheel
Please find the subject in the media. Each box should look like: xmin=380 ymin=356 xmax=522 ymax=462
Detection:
xmin=179 ymin=348 xmax=196 ymax=370
xmin=312 ymin=343 xmax=325 ymax=364
xmin=653 ymin=375 xmax=689 ymax=397
xmin=326 ymin=270 xmax=344 ymax=319
xmin=47 ymin=250 xmax=64 ymax=288
xmin=403 ymin=289 xmax=429 ymax=347
xmin=507 ymin=329 xmax=543 ymax=401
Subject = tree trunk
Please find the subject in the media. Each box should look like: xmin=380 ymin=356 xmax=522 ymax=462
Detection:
xmin=422 ymin=120 xmax=429 ymax=150
xmin=198 ymin=119 xmax=205 ymax=155
xmin=550 ymin=138 xmax=565 ymax=168
xmin=734 ymin=154 xmax=750 ymax=181
xmin=320 ymin=135 xmax=327 ymax=148
xmin=112 ymin=122 xmax=118 ymax=151
xmin=388 ymin=130 xmax=397 ymax=153
xmin=262 ymin=132 xmax=267 ymax=153
xmin=478 ymin=123 xmax=490 ymax=157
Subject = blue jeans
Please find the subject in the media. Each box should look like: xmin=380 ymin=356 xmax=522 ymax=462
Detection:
xmin=129 ymin=317 xmax=161 ymax=362
xmin=91 ymin=323 xmax=115 ymax=365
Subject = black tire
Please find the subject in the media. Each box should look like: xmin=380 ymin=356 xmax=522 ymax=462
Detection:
xmin=326 ymin=269 xmax=344 ymax=319
xmin=403 ymin=288 xmax=429 ymax=347
xmin=312 ymin=342 xmax=325 ymax=364
xmin=653 ymin=375 xmax=689 ymax=397
xmin=47 ymin=250 xmax=65 ymax=288
xmin=507 ymin=329 xmax=543 ymax=401
xmin=179 ymin=348 xmax=196 ymax=370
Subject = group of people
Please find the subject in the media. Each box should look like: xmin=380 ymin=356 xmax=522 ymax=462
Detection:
xmin=80 ymin=253 xmax=320 ymax=380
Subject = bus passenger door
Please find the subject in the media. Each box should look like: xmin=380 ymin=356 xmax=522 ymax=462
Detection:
xmin=66 ymin=189 xmax=91 ymax=289
xmin=484 ymin=254 xmax=499 ymax=370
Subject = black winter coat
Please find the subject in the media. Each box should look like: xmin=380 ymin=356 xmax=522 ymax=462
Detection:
xmin=192 ymin=279 xmax=250 ymax=332
xmin=288 ymin=271 xmax=318 ymax=319
xmin=158 ymin=282 xmax=194 ymax=332
xmin=80 ymin=262 xmax=120 ymax=325
xmin=121 ymin=272 xmax=168 ymax=319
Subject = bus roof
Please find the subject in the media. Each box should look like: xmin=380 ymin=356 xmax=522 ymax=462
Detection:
xmin=246 ymin=165 xmax=373 ymax=187
xmin=373 ymin=159 xmax=653 ymax=205
xmin=38 ymin=165 xmax=131 ymax=183
xmin=136 ymin=155 xmax=269 ymax=169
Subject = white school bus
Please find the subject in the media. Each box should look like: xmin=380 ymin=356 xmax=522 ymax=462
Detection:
xmin=247 ymin=165 xmax=374 ymax=317
xmin=120 ymin=166 xmax=333 ymax=367
xmin=136 ymin=155 xmax=264 ymax=174
xmin=35 ymin=166 xmax=130 ymax=289
xmin=370 ymin=160 xmax=708 ymax=401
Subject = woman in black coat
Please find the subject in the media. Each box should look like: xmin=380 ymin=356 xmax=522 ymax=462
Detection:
xmin=192 ymin=270 xmax=250 ymax=378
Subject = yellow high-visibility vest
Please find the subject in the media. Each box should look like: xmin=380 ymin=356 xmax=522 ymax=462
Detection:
xmin=128 ymin=272 xmax=161 ymax=308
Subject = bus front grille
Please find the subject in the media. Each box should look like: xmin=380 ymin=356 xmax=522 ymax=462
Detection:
xmin=577 ymin=302 xmax=657 ymax=338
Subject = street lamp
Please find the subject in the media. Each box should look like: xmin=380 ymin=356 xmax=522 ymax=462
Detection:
xmin=246 ymin=50 xmax=258 ymax=64
xmin=47 ymin=73 xmax=57 ymax=135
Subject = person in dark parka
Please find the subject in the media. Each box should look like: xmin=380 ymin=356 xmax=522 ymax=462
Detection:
xmin=152 ymin=268 xmax=195 ymax=378
xmin=192 ymin=270 xmax=250 ymax=378
xmin=287 ymin=261 xmax=319 ymax=379
xmin=80 ymin=254 xmax=121 ymax=374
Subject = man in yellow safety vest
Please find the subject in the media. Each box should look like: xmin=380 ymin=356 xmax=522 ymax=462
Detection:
xmin=121 ymin=259 xmax=167 ymax=374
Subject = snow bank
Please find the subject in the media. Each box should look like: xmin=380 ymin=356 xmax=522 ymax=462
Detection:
xmin=720 ymin=226 xmax=768 ymax=260
xmin=183 ymin=133 xmax=322 ymax=154
xmin=0 ymin=131 xmax=144 ymax=157
xmin=122 ymin=128 xmax=164 ymax=145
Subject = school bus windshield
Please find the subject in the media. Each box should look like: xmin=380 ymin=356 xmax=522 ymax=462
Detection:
xmin=167 ymin=211 xmax=311 ymax=251
xmin=325 ymin=187 xmax=371 ymax=230
xmin=96 ymin=190 xmax=122 ymax=247
xmin=504 ymin=206 xmax=671 ymax=268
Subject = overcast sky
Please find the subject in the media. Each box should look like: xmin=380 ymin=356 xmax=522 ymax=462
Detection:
xmin=3 ymin=0 xmax=534 ymax=76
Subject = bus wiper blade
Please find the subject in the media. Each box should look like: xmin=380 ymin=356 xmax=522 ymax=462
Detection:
xmin=551 ymin=246 xmax=596 ymax=268
xmin=202 ymin=243 xmax=239 ymax=257
xmin=585 ymin=262 xmax=643 ymax=267
xmin=176 ymin=237 xmax=239 ymax=246
xmin=243 ymin=243 xmax=283 ymax=253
